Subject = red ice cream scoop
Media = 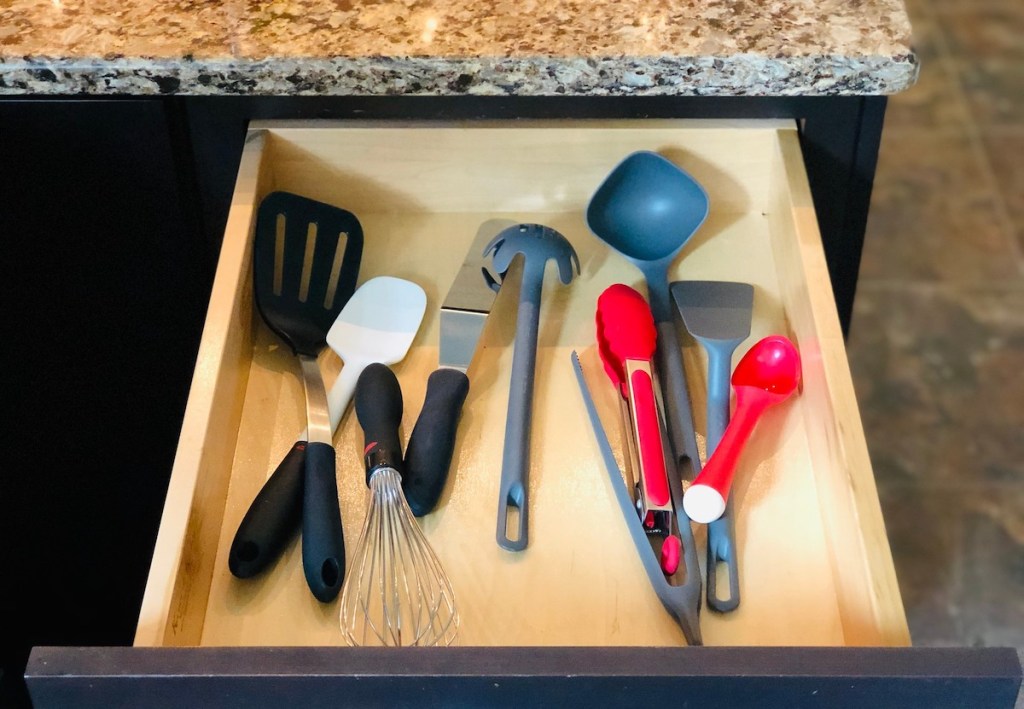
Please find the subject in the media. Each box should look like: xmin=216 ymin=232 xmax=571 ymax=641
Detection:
xmin=683 ymin=335 xmax=802 ymax=524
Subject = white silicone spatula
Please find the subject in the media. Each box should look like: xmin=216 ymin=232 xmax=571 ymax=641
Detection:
xmin=322 ymin=276 xmax=427 ymax=432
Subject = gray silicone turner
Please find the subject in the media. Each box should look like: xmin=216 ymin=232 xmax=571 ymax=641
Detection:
xmin=671 ymin=280 xmax=754 ymax=614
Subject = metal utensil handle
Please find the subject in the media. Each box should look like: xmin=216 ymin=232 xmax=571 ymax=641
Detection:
xmin=495 ymin=266 xmax=543 ymax=551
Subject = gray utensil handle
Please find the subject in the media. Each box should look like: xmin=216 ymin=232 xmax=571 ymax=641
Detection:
xmin=654 ymin=320 xmax=702 ymax=477
xmin=707 ymin=508 xmax=740 ymax=612
xmin=705 ymin=348 xmax=740 ymax=613
xmin=496 ymin=268 xmax=543 ymax=552
xmin=707 ymin=360 xmax=732 ymax=448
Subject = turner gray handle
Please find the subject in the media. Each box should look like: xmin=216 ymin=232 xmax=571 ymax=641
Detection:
xmin=705 ymin=343 xmax=741 ymax=613
xmin=495 ymin=266 xmax=544 ymax=551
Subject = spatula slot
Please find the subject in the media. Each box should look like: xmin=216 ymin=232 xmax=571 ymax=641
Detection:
xmin=273 ymin=214 xmax=286 ymax=296
xmin=323 ymin=232 xmax=349 ymax=311
xmin=299 ymin=223 xmax=318 ymax=303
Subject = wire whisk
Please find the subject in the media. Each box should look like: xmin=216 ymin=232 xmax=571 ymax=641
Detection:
xmin=341 ymin=363 xmax=459 ymax=647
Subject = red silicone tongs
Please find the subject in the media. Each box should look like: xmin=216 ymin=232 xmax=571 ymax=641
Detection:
xmin=596 ymin=285 xmax=679 ymax=574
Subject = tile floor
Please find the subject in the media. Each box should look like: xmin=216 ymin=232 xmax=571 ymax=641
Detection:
xmin=846 ymin=0 xmax=1024 ymax=699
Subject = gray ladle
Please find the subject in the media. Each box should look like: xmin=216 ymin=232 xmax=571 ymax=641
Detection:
xmin=586 ymin=151 xmax=709 ymax=477
xmin=486 ymin=224 xmax=580 ymax=551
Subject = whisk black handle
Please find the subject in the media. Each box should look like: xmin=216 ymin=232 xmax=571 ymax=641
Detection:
xmin=355 ymin=363 xmax=405 ymax=485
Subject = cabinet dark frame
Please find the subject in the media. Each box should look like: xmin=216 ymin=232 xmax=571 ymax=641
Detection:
xmin=4 ymin=95 xmax=1021 ymax=707
xmin=26 ymin=646 xmax=1023 ymax=708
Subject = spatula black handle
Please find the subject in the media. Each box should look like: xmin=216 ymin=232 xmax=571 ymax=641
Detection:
xmin=228 ymin=440 xmax=305 ymax=578
xmin=355 ymin=363 xmax=405 ymax=484
xmin=403 ymin=368 xmax=470 ymax=516
xmin=302 ymin=441 xmax=345 ymax=602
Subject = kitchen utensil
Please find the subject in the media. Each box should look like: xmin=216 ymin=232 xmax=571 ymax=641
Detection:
xmin=572 ymin=351 xmax=702 ymax=645
xmin=486 ymin=224 xmax=580 ymax=551
xmin=596 ymin=311 xmax=686 ymax=573
xmin=324 ymin=276 xmax=427 ymax=431
xmin=672 ymin=280 xmax=754 ymax=613
xmin=683 ymin=335 xmax=802 ymax=524
xmin=402 ymin=222 xmax=506 ymax=516
xmin=341 ymin=363 xmax=459 ymax=646
xmin=596 ymin=285 xmax=671 ymax=526
xmin=595 ymin=310 xmax=641 ymax=505
xmin=586 ymin=152 xmax=709 ymax=480
xmin=250 ymin=191 xmax=363 ymax=602
xmin=229 ymin=276 xmax=425 ymax=579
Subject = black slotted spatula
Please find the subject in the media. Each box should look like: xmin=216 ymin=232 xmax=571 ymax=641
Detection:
xmin=250 ymin=191 xmax=363 ymax=602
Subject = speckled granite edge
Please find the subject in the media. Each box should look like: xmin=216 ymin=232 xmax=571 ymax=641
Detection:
xmin=0 ymin=54 xmax=919 ymax=97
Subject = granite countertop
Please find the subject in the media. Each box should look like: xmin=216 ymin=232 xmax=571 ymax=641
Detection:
xmin=0 ymin=0 xmax=919 ymax=96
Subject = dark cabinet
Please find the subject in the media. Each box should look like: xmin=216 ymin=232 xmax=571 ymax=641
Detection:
xmin=0 ymin=99 xmax=214 ymax=705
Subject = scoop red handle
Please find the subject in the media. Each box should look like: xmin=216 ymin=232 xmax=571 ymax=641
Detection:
xmin=683 ymin=336 xmax=801 ymax=523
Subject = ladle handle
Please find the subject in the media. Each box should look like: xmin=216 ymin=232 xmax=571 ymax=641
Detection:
xmin=496 ymin=266 xmax=543 ymax=552
xmin=654 ymin=319 xmax=702 ymax=477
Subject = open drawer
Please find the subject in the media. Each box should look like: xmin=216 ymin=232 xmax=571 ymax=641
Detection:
xmin=26 ymin=121 xmax=1022 ymax=707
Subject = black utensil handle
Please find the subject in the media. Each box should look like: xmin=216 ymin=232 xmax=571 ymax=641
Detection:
xmin=403 ymin=368 xmax=470 ymax=517
xmin=228 ymin=441 xmax=306 ymax=578
xmin=355 ymin=363 xmax=405 ymax=483
xmin=301 ymin=441 xmax=345 ymax=602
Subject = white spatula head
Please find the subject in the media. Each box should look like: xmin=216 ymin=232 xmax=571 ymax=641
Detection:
xmin=327 ymin=276 xmax=427 ymax=366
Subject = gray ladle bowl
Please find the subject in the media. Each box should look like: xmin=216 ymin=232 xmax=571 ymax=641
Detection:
xmin=586 ymin=150 xmax=709 ymax=316
xmin=586 ymin=151 xmax=709 ymax=485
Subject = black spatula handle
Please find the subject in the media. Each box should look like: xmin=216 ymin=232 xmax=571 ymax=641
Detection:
xmin=355 ymin=364 xmax=405 ymax=483
xmin=403 ymin=368 xmax=470 ymax=516
xmin=302 ymin=441 xmax=345 ymax=602
xmin=228 ymin=441 xmax=305 ymax=578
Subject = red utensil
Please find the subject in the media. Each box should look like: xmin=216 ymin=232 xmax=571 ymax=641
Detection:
xmin=683 ymin=335 xmax=802 ymax=524
xmin=596 ymin=285 xmax=671 ymax=513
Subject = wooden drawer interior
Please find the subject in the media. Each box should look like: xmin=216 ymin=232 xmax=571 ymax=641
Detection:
xmin=135 ymin=120 xmax=909 ymax=650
